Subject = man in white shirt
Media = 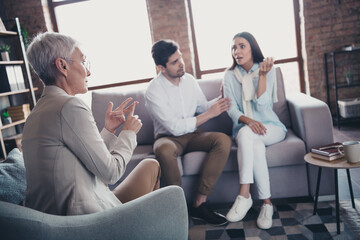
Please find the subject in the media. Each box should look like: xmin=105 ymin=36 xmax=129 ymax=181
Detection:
xmin=145 ymin=39 xmax=232 ymax=225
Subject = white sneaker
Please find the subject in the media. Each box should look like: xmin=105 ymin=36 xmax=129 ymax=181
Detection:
xmin=257 ymin=203 xmax=273 ymax=229
xmin=226 ymin=194 xmax=253 ymax=222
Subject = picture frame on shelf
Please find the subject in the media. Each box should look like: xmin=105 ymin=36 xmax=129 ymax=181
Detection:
xmin=0 ymin=17 xmax=6 ymax=31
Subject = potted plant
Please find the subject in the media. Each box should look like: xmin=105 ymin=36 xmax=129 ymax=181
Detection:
xmin=1 ymin=111 xmax=12 ymax=125
xmin=345 ymin=71 xmax=354 ymax=85
xmin=0 ymin=44 xmax=11 ymax=61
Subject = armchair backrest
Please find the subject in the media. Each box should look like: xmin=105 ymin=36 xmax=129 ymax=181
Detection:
xmin=273 ymin=67 xmax=291 ymax=128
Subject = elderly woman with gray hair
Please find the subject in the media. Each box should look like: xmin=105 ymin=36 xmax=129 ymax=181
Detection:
xmin=22 ymin=32 xmax=161 ymax=215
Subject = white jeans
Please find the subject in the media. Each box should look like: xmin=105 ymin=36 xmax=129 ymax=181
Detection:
xmin=235 ymin=124 xmax=286 ymax=199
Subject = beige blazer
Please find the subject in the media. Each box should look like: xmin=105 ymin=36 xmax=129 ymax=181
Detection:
xmin=22 ymin=86 xmax=136 ymax=215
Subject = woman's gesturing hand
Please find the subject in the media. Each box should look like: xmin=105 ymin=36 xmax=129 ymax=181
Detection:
xmin=105 ymin=97 xmax=135 ymax=133
xmin=259 ymin=57 xmax=274 ymax=76
xmin=123 ymin=102 xmax=142 ymax=134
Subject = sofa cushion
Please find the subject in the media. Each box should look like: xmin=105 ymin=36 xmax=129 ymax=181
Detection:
xmin=182 ymin=144 xmax=238 ymax=176
xmin=181 ymin=129 xmax=306 ymax=176
xmin=266 ymin=129 xmax=306 ymax=167
xmin=0 ymin=148 xmax=26 ymax=204
xmin=91 ymin=83 xmax=154 ymax=145
xmin=197 ymin=113 xmax=233 ymax=136
xmin=182 ymin=151 xmax=206 ymax=176
xmin=197 ymin=78 xmax=223 ymax=100
xmin=197 ymin=78 xmax=233 ymax=135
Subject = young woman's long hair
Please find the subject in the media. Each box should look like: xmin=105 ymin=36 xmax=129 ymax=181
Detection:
xmin=229 ymin=32 xmax=264 ymax=70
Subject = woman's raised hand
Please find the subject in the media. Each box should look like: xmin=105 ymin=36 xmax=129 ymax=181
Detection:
xmin=105 ymin=97 xmax=136 ymax=133
xmin=259 ymin=57 xmax=274 ymax=76
xmin=123 ymin=102 xmax=142 ymax=134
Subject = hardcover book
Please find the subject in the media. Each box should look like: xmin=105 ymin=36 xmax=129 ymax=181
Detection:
xmin=0 ymin=66 xmax=18 ymax=92
xmin=311 ymin=142 xmax=342 ymax=156
xmin=311 ymin=152 xmax=343 ymax=161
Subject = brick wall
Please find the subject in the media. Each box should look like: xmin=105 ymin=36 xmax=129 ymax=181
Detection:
xmin=303 ymin=0 xmax=360 ymax=109
xmin=2 ymin=0 xmax=49 ymax=39
xmin=146 ymin=0 xmax=194 ymax=75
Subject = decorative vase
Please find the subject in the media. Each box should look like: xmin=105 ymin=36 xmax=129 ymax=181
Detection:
xmin=1 ymin=51 xmax=10 ymax=61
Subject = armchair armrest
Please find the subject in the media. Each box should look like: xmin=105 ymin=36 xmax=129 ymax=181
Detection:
xmin=0 ymin=186 xmax=188 ymax=240
xmin=287 ymin=92 xmax=334 ymax=152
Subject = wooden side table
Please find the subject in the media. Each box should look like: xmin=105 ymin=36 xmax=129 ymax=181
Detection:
xmin=304 ymin=153 xmax=360 ymax=234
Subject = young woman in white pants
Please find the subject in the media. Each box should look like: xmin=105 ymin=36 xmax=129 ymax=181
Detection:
xmin=223 ymin=32 xmax=287 ymax=229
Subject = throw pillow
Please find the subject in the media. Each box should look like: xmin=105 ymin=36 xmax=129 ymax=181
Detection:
xmin=0 ymin=148 xmax=26 ymax=204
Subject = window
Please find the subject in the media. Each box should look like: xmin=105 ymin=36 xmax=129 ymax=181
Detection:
xmin=189 ymin=0 xmax=302 ymax=93
xmin=50 ymin=0 xmax=155 ymax=88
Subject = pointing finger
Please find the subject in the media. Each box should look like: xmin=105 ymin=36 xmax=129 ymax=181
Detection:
xmin=106 ymin=102 xmax=114 ymax=115
xmin=115 ymin=97 xmax=133 ymax=111
xmin=123 ymin=101 xmax=139 ymax=114
xmin=128 ymin=102 xmax=137 ymax=116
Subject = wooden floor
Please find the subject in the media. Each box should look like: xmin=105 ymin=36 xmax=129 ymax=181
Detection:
xmin=332 ymin=121 xmax=360 ymax=200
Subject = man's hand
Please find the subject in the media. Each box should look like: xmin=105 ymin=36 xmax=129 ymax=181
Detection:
xmin=105 ymin=97 xmax=135 ymax=134
xmin=208 ymin=97 xmax=231 ymax=118
xmin=196 ymin=97 xmax=231 ymax=127
xmin=123 ymin=101 xmax=142 ymax=134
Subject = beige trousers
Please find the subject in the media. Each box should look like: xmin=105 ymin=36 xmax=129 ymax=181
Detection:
xmin=153 ymin=131 xmax=231 ymax=196
xmin=112 ymin=158 xmax=161 ymax=203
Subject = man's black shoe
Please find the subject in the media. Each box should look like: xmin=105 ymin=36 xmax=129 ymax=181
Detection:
xmin=190 ymin=203 xmax=228 ymax=226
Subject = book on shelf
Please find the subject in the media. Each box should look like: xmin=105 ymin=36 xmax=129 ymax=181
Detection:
xmin=0 ymin=65 xmax=26 ymax=92
xmin=7 ymin=104 xmax=31 ymax=121
xmin=13 ymin=65 xmax=26 ymax=90
xmin=7 ymin=104 xmax=30 ymax=111
xmin=4 ymin=66 xmax=18 ymax=91
xmin=0 ymin=17 xmax=6 ymax=31
xmin=311 ymin=142 xmax=342 ymax=156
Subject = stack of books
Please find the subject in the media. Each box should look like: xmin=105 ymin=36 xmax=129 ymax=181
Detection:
xmin=7 ymin=104 xmax=31 ymax=122
xmin=311 ymin=142 xmax=343 ymax=161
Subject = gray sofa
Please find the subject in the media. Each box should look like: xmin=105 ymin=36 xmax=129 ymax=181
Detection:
xmin=91 ymin=68 xmax=336 ymax=203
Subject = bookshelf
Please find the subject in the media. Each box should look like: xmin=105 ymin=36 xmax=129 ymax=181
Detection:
xmin=0 ymin=60 xmax=24 ymax=65
xmin=0 ymin=18 xmax=36 ymax=160
xmin=324 ymin=48 xmax=360 ymax=129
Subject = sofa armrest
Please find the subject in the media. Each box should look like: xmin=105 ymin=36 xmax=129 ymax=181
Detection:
xmin=287 ymin=92 xmax=334 ymax=152
xmin=0 ymin=186 xmax=188 ymax=240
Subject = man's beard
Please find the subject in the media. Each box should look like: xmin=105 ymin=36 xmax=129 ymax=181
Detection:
xmin=167 ymin=69 xmax=185 ymax=78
